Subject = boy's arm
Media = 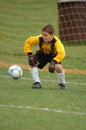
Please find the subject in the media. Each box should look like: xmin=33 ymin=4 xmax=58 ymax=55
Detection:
xmin=53 ymin=39 xmax=66 ymax=63
xmin=24 ymin=36 xmax=39 ymax=54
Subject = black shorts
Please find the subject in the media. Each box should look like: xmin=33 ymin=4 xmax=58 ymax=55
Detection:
xmin=34 ymin=51 xmax=57 ymax=69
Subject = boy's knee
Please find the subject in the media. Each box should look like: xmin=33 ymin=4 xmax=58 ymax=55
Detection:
xmin=55 ymin=64 xmax=63 ymax=73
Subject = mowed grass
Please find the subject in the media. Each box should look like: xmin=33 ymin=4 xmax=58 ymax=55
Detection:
xmin=0 ymin=0 xmax=86 ymax=130
xmin=0 ymin=68 xmax=86 ymax=130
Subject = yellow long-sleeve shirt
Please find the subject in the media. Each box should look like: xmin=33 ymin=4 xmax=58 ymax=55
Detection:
xmin=24 ymin=34 xmax=66 ymax=63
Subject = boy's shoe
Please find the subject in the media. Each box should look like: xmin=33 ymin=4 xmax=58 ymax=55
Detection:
xmin=32 ymin=82 xmax=41 ymax=89
xmin=59 ymin=83 xmax=66 ymax=90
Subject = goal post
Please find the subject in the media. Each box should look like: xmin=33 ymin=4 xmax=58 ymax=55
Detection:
xmin=57 ymin=0 xmax=86 ymax=43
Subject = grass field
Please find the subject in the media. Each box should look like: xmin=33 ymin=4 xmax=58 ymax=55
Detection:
xmin=0 ymin=0 xmax=86 ymax=130
xmin=0 ymin=68 xmax=86 ymax=130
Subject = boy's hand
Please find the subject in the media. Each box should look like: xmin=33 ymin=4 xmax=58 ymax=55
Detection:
xmin=48 ymin=62 xmax=55 ymax=73
xmin=28 ymin=55 xmax=38 ymax=66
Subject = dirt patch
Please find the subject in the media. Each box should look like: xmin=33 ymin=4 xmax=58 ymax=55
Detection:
xmin=0 ymin=61 xmax=86 ymax=75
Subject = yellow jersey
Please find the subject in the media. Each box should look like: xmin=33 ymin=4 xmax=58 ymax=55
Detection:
xmin=24 ymin=34 xmax=66 ymax=62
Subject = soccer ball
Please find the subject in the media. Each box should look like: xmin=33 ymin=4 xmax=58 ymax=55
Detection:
xmin=8 ymin=65 xmax=23 ymax=79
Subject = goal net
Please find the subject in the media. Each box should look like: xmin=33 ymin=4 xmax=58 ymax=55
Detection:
xmin=57 ymin=0 xmax=86 ymax=73
xmin=57 ymin=0 xmax=86 ymax=43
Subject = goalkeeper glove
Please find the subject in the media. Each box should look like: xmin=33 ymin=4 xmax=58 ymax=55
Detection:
xmin=48 ymin=61 xmax=55 ymax=73
xmin=27 ymin=53 xmax=38 ymax=66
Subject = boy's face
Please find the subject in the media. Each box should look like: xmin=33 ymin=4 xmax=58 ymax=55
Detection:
xmin=42 ymin=31 xmax=54 ymax=42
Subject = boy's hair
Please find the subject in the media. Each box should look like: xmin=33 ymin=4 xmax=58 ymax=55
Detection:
xmin=42 ymin=24 xmax=55 ymax=34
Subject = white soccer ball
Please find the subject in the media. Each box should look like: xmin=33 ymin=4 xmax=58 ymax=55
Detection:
xmin=8 ymin=65 xmax=23 ymax=79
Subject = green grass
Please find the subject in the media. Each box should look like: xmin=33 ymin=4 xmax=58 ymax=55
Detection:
xmin=0 ymin=68 xmax=86 ymax=130
xmin=0 ymin=0 xmax=86 ymax=130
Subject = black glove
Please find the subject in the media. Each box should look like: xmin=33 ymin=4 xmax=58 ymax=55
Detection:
xmin=48 ymin=61 xmax=55 ymax=73
xmin=28 ymin=55 xmax=38 ymax=66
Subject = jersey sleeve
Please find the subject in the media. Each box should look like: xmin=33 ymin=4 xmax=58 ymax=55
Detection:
xmin=53 ymin=38 xmax=66 ymax=62
xmin=24 ymin=35 xmax=39 ymax=53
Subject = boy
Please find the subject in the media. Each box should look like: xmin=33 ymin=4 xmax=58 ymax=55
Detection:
xmin=24 ymin=24 xmax=66 ymax=89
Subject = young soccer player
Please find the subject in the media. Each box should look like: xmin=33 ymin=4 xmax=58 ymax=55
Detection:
xmin=24 ymin=24 xmax=66 ymax=89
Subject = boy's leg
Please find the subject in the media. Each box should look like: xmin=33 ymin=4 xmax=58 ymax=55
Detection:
xmin=29 ymin=51 xmax=48 ymax=88
xmin=57 ymin=71 xmax=66 ymax=89
xmin=55 ymin=64 xmax=66 ymax=89
xmin=57 ymin=70 xmax=65 ymax=83
xmin=29 ymin=67 xmax=41 ymax=88
xmin=29 ymin=67 xmax=40 ymax=83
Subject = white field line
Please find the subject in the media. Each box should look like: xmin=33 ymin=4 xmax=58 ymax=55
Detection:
xmin=0 ymin=75 xmax=86 ymax=85
xmin=0 ymin=104 xmax=86 ymax=115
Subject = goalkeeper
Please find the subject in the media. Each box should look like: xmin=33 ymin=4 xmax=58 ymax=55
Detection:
xmin=24 ymin=24 xmax=66 ymax=89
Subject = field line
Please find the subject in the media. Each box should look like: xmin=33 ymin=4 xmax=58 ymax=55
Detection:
xmin=0 ymin=75 xmax=86 ymax=85
xmin=0 ymin=104 xmax=86 ymax=115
